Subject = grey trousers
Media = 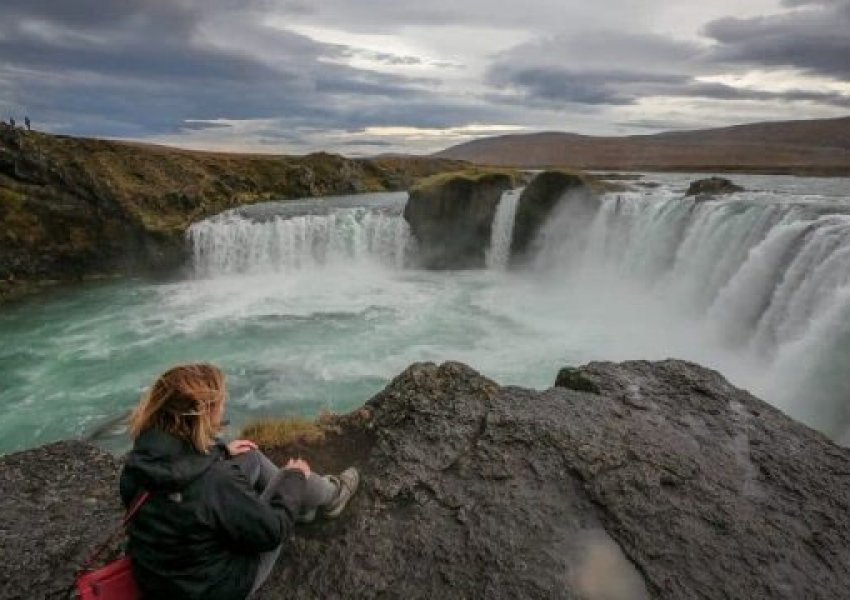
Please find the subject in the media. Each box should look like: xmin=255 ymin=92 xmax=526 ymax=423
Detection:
xmin=231 ymin=450 xmax=338 ymax=598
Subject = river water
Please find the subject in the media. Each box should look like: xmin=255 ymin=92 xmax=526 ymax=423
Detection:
xmin=2 ymin=174 xmax=849 ymax=454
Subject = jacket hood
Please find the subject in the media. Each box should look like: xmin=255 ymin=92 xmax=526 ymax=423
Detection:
xmin=123 ymin=429 xmax=225 ymax=491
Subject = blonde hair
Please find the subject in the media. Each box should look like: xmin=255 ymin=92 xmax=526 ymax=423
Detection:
xmin=130 ymin=363 xmax=227 ymax=453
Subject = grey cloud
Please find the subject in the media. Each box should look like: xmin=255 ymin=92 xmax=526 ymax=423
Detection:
xmin=180 ymin=121 xmax=233 ymax=131
xmin=486 ymin=32 xmax=703 ymax=107
xmin=339 ymin=139 xmax=395 ymax=147
xmin=488 ymin=62 xmax=850 ymax=109
xmin=618 ymin=118 xmax=704 ymax=131
xmin=704 ymin=1 xmax=850 ymax=78
xmin=681 ymin=82 xmax=850 ymax=107
xmin=341 ymin=48 xmax=425 ymax=66
xmin=490 ymin=31 xmax=703 ymax=75
xmin=781 ymin=0 xmax=842 ymax=6
xmin=488 ymin=66 xmax=687 ymax=106
xmin=372 ymin=54 xmax=424 ymax=66
xmin=486 ymin=23 xmax=850 ymax=111
xmin=2 ymin=0 xmax=847 ymax=150
xmin=0 ymin=0 xmax=490 ymax=140
xmin=264 ymin=0 xmax=657 ymax=37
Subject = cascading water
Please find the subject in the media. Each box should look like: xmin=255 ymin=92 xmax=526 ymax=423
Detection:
xmin=3 ymin=175 xmax=850 ymax=455
xmin=189 ymin=205 xmax=413 ymax=277
xmin=531 ymin=189 xmax=850 ymax=440
xmin=485 ymin=189 xmax=521 ymax=270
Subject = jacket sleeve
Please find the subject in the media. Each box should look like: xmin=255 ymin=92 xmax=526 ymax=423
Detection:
xmin=205 ymin=465 xmax=306 ymax=553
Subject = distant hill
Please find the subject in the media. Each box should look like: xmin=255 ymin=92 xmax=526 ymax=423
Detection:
xmin=435 ymin=116 xmax=850 ymax=175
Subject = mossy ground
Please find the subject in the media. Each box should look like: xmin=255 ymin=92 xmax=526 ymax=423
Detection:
xmin=241 ymin=409 xmax=374 ymax=476
xmin=241 ymin=416 xmax=328 ymax=449
xmin=0 ymin=129 xmax=467 ymax=304
xmin=411 ymin=167 xmax=522 ymax=194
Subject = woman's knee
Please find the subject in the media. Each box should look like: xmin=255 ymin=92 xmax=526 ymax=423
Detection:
xmin=231 ymin=449 xmax=265 ymax=487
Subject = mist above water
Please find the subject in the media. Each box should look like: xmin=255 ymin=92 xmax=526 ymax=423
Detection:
xmin=1 ymin=175 xmax=849 ymax=454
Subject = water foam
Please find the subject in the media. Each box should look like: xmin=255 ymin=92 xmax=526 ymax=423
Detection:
xmin=531 ymin=191 xmax=850 ymax=439
xmin=486 ymin=189 xmax=521 ymax=270
xmin=188 ymin=207 xmax=412 ymax=277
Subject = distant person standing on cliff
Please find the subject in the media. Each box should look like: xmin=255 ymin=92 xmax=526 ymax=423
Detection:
xmin=24 ymin=116 xmax=30 ymax=131
xmin=120 ymin=363 xmax=360 ymax=600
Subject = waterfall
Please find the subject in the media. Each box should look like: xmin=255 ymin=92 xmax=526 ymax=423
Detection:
xmin=556 ymin=193 xmax=850 ymax=336
xmin=486 ymin=189 xmax=521 ymax=270
xmin=531 ymin=191 xmax=850 ymax=440
xmin=188 ymin=206 xmax=413 ymax=277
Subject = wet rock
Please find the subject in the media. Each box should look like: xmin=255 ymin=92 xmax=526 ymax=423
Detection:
xmin=555 ymin=366 xmax=602 ymax=394
xmin=403 ymin=171 xmax=517 ymax=269
xmin=4 ymin=360 xmax=850 ymax=599
xmin=510 ymin=170 xmax=598 ymax=260
xmin=685 ymin=176 xmax=744 ymax=199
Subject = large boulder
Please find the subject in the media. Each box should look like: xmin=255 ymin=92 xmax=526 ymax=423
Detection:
xmin=510 ymin=170 xmax=598 ymax=261
xmin=403 ymin=170 xmax=517 ymax=269
xmin=5 ymin=359 xmax=850 ymax=599
xmin=685 ymin=176 xmax=744 ymax=199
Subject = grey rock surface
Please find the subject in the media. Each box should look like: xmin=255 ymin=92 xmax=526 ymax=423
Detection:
xmin=265 ymin=360 xmax=850 ymax=599
xmin=403 ymin=172 xmax=515 ymax=269
xmin=684 ymin=176 xmax=744 ymax=199
xmin=0 ymin=440 xmax=122 ymax=600
xmin=3 ymin=360 xmax=849 ymax=599
xmin=510 ymin=170 xmax=598 ymax=263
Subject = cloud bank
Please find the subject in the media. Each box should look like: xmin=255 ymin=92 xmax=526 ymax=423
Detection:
xmin=0 ymin=0 xmax=847 ymax=153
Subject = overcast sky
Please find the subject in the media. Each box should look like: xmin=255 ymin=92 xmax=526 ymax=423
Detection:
xmin=1 ymin=0 xmax=848 ymax=154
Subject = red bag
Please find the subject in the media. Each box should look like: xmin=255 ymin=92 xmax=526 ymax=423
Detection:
xmin=76 ymin=557 xmax=141 ymax=600
xmin=71 ymin=491 xmax=151 ymax=600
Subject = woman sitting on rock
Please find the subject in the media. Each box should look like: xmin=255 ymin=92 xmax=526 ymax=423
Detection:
xmin=119 ymin=363 xmax=360 ymax=600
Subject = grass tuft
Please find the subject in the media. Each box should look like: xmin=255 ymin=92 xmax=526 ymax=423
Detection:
xmin=241 ymin=416 xmax=326 ymax=449
xmin=410 ymin=167 xmax=521 ymax=193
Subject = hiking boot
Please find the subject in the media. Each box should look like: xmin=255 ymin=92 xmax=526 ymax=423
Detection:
xmin=322 ymin=467 xmax=360 ymax=519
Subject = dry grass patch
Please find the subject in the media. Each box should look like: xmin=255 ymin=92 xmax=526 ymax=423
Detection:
xmin=241 ymin=416 xmax=327 ymax=449
xmin=411 ymin=167 xmax=521 ymax=193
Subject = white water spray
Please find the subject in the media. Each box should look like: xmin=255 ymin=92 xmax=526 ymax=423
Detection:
xmin=531 ymin=190 xmax=850 ymax=440
xmin=188 ymin=207 xmax=412 ymax=277
xmin=486 ymin=189 xmax=521 ymax=270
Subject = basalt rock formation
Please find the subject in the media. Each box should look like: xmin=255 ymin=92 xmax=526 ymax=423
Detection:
xmin=403 ymin=170 xmax=519 ymax=269
xmin=510 ymin=170 xmax=598 ymax=261
xmin=685 ymin=176 xmax=744 ymax=199
xmin=3 ymin=360 xmax=849 ymax=600
xmin=0 ymin=127 xmax=465 ymax=303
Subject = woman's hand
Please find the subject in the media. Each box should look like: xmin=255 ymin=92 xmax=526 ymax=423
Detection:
xmin=227 ymin=439 xmax=258 ymax=456
xmin=284 ymin=458 xmax=311 ymax=478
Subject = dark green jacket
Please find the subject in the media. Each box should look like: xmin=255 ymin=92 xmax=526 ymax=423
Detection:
xmin=119 ymin=429 xmax=304 ymax=600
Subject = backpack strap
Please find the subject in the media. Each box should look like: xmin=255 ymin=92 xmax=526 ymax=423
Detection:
xmin=76 ymin=491 xmax=152 ymax=574
xmin=65 ymin=491 xmax=152 ymax=599
xmin=121 ymin=491 xmax=151 ymax=527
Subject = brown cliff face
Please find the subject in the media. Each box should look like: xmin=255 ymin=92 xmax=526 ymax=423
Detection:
xmin=0 ymin=128 xmax=465 ymax=302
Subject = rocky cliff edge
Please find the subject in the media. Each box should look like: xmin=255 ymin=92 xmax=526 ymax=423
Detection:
xmin=1 ymin=359 xmax=848 ymax=600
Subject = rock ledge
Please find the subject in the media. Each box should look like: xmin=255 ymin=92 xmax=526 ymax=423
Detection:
xmin=2 ymin=359 xmax=849 ymax=600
